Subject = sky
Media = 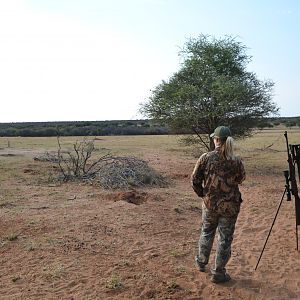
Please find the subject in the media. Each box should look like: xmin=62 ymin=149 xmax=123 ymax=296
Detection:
xmin=0 ymin=0 xmax=299 ymax=122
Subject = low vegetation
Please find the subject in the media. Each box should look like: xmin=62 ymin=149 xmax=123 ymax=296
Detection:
xmin=0 ymin=117 xmax=299 ymax=137
xmin=34 ymin=137 xmax=169 ymax=189
xmin=0 ymin=120 xmax=168 ymax=137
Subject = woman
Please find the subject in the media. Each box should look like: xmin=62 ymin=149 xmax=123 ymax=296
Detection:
xmin=191 ymin=126 xmax=245 ymax=283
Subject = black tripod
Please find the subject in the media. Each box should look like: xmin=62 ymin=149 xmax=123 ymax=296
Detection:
xmin=255 ymin=132 xmax=300 ymax=271
xmin=254 ymin=171 xmax=292 ymax=270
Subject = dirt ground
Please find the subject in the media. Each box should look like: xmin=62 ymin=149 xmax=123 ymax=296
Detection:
xmin=1 ymin=136 xmax=300 ymax=300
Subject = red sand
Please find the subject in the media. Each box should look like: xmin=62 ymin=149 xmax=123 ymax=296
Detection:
xmin=1 ymin=150 xmax=300 ymax=299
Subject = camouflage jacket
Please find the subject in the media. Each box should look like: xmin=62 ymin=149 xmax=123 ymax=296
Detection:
xmin=191 ymin=148 xmax=246 ymax=215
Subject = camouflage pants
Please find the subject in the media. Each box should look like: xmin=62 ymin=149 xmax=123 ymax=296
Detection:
xmin=197 ymin=202 xmax=238 ymax=274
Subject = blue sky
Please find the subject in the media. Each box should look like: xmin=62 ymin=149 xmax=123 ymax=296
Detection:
xmin=0 ymin=0 xmax=299 ymax=122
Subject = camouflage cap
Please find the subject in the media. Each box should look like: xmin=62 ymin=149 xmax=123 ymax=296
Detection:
xmin=210 ymin=126 xmax=231 ymax=139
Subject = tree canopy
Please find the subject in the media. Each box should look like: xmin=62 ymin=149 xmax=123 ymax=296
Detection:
xmin=141 ymin=35 xmax=278 ymax=150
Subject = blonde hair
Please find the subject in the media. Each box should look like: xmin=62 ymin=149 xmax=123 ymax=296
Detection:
xmin=220 ymin=136 xmax=235 ymax=160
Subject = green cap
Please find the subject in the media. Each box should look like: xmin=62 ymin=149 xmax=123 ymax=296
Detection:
xmin=210 ymin=126 xmax=231 ymax=139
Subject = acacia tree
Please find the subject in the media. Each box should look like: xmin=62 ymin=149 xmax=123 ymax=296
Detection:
xmin=141 ymin=35 xmax=278 ymax=150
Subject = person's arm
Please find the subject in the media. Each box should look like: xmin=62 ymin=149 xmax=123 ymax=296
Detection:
xmin=191 ymin=153 xmax=207 ymax=197
xmin=235 ymin=158 xmax=246 ymax=184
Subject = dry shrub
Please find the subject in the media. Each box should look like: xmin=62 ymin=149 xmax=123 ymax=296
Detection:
xmin=34 ymin=152 xmax=59 ymax=162
xmin=93 ymin=156 xmax=169 ymax=189
xmin=36 ymin=138 xmax=168 ymax=189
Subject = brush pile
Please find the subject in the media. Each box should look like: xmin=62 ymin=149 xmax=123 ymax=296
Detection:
xmin=35 ymin=138 xmax=168 ymax=189
xmin=92 ymin=156 xmax=168 ymax=189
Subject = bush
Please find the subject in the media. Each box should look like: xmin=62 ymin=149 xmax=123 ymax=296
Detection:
xmin=42 ymin=138 xmax=168 ymax=189
xmin=94 ymin=156 xmax=169 ymax=189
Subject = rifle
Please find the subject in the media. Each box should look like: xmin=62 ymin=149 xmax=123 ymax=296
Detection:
xmin=255 ymin=131 xmax=300 ymax=270
xmin=284 ymin=131 xmax=300 ymax=244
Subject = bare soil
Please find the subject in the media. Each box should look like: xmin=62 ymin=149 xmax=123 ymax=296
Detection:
xmin=1 ymin=145 xmax=300 ymax=299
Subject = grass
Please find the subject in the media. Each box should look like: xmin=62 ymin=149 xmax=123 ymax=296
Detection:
xmin=11 ymin=275 xmax=21 ymax=283
xmin=169 ymin=248 xmax=186 ymax=258
xmin=1 ymin=135 xmax=185 ymax=157
xmin=235 ymin=128 xmax=300 ymax=175
xmin=2 ymin=128 xmax=299 ymax=171
xmin=106 ymin=274 xmax=123 ymax=289
xmin=7 ymin=233 xmax=19 ymax=241
xmin=0 ymin=188 xmax=17 ymax=205
xmin=0 ymin=129 xmax=299 ymax=190
xmin=0 ymin=136 xmax=60 ymax=151
xmin=175 ymin=265 xmax=187 ymax=274
xmin=24 ymin=240 xmax=38 ymax=251
xmin=43 ymin=264 xmax=66 ymax=280
xmin=117 ymin=259 xmax=130 ymax=267
xmin=167 ymin=279 xmax=181 ymax=290
xmin=0 ymin=162 xmax=25 ymax=182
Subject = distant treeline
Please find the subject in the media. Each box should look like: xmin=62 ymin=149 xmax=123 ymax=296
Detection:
xmin=0 ymin=120 xmax=169 ymax=137
xmin=0 ymin=117 xmax=299 ymax=137
xmin=257 ymin=116 xmax=300 ymax=129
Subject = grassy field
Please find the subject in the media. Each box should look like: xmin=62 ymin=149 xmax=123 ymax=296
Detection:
xmin=0 ymin=135 xmax=185 ymax=155
xmin=236 ymin=127 xmax=300 ymax=175
xmin=0 ymin=127 xmax=299 ymax=204
xmin=1 ymin=126 xmax=299 ymax=171
xmin=1 ymin=127 xmax=300 ymax=299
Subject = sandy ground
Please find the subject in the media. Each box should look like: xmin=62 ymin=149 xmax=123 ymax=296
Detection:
xmin=1 ymin=147 xmax=300 ymax=300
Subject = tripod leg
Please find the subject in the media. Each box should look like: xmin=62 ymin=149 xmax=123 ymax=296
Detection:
xmin=254 ymin=187 xmax=287 ymax=271
xmin=296 ymin=201 xmax=300 ymax=251
xmin=296 ymin=223 xmax=299 ymax=251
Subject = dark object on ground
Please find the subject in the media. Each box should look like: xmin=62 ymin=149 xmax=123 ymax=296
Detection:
xmin=210 ymin=272 xmax=231 ymax=284
xmin=195 ymin=256 xmax=205 ymax=272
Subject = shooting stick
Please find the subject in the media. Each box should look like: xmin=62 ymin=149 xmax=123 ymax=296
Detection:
xmin=254 ymin=185 xmax=288 ymax=271
xmin=255 ymin=131 xmax=300 ymax=271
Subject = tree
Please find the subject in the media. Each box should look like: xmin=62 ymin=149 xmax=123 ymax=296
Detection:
xmin=141 ymin=35 xmax=278 ymax=150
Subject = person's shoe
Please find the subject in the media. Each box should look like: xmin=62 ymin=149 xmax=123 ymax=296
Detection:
xmin=195 ymin=257 xmax=206 ymax=272
xmin=210 ymin=272 xmax=231 ymax=283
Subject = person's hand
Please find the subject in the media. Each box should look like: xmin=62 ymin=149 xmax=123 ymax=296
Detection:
xmin=192 ymin=184 xmax=204 ymax=197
